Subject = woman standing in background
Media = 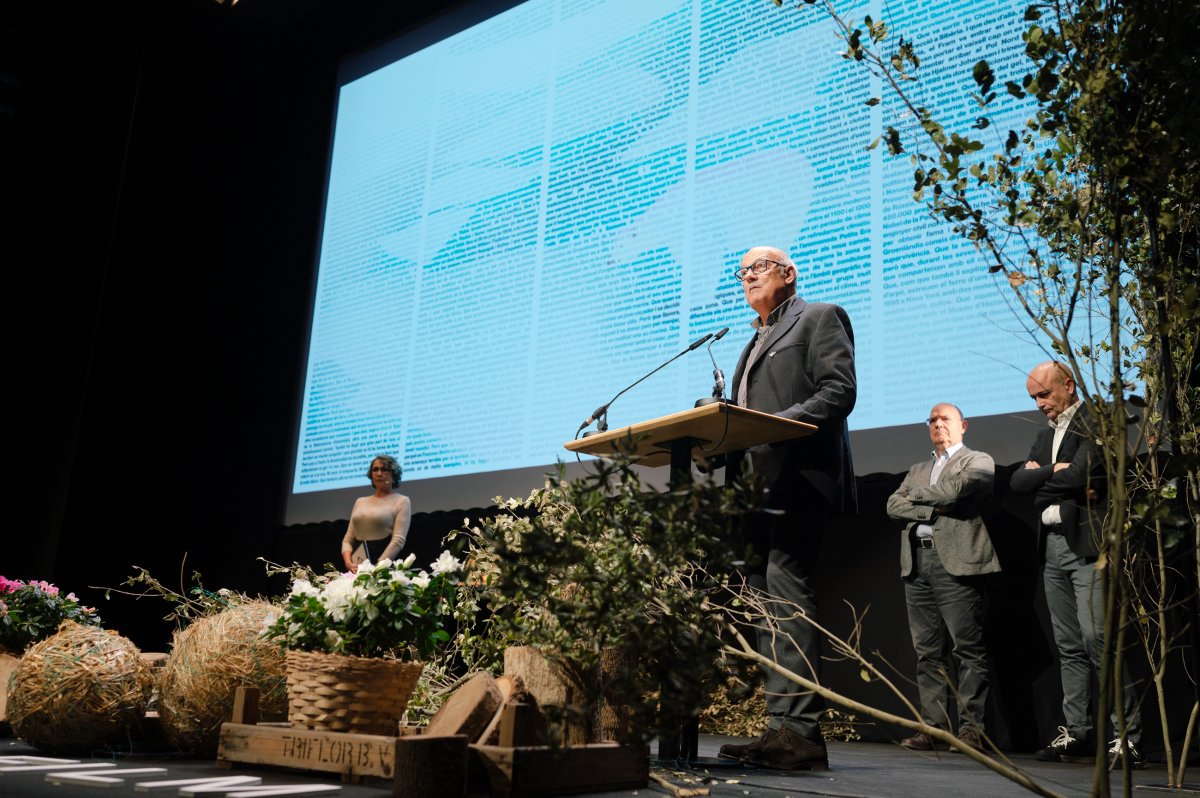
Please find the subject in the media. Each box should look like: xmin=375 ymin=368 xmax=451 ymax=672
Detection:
xmin=341 ymin=454 xmax=411 ymax=573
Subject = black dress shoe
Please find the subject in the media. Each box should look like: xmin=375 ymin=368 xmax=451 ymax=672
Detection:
xmin=718 ymin=728 xmax=778 ymax=761
xmin=743 ymin=726 xmax=829 ymax=771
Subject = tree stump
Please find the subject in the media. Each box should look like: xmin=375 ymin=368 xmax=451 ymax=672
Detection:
xmin=503 ymin=646 xmax=591 ymax=745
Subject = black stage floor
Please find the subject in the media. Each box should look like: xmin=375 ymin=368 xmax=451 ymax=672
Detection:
xmin=1 ymin=733 xmax=1194 ymax=798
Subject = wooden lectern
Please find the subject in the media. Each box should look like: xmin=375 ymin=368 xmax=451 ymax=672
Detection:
xmin=564 ymin=402 xmax=816 ymax=486
xmin=563 ymin=402 xmax=816 ymax=764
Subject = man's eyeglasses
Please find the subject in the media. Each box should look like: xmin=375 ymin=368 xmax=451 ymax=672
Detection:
xmin=733 ymin=258 xmax=785 ymax=281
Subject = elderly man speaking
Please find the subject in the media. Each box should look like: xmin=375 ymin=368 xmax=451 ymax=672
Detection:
xmin=717 ymin=245 xmax=856 ymax=771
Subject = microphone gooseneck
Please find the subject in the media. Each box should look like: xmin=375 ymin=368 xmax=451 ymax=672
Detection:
xmin=577 ymin=332 xmax=717 ymax=435
xmin=707 ymin=328 xmax=729 ymax=400
xmin=694 ymin=327 xmax=731 ymax=407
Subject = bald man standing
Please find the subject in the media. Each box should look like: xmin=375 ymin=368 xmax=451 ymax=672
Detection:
xmin=1010 ymin=362 xmax=1143 ymax=768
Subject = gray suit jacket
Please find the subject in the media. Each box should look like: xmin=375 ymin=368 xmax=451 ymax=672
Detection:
xmin=887 ymin=445 xmax=999 ymax=577
xmin=730 ymin=297 xmax=857 ymax=513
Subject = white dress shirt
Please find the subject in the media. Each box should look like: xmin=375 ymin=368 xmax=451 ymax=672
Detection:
xmin=915 ymin=442 xmax=963 ymax=539
xmin=1040 ymin=400 xmax=1080 ymax=526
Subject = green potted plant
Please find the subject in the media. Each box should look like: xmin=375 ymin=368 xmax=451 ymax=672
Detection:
xmin=0 ymin=577 xmax=101 ymax=655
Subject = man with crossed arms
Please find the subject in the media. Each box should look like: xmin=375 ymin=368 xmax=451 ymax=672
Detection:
xmin=1010 ymin=361 xmax=1144 ymax=768
xmin=887 ymin=402 xmax=997 ymax=754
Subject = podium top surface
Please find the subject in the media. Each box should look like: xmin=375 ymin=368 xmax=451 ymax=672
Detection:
xmin=562 ymin=402 xmax=816 ymax=466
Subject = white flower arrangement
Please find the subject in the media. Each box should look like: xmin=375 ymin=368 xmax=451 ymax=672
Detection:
xmin=265 ymin=552 xmax=462 ymax=661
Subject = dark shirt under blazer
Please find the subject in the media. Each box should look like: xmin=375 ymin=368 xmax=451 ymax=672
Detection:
xmin=729 ymin=297 xmax=857 ymax=513
xmin=1009 ymin=406 xmax=1104 ymax=559
xmin=887 ymin=446 xmax=999 ymax=577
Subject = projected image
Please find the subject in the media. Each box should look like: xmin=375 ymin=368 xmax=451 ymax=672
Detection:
xmin=293 ymin=0 xmax=1041 ymax=494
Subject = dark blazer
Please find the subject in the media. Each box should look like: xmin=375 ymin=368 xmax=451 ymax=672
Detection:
xmin=886 ymin=446 xmax=999 ymax=577
xmin=730 ymin=297 xmax=857 ymax=513
xmin=1009 ymin=404 xmax=1104 ymax=558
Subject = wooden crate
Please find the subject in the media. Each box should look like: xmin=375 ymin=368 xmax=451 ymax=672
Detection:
xmin=469 ymin=742 xmax=648 ymax=798
xmin=217 ymin=721 xmax=399 ymax=779
xmin=217 ymin=681 xmax=648 ymax=797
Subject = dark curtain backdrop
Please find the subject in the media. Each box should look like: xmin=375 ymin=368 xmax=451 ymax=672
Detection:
xmin=6 ymin=0 xmax=457 ymax=641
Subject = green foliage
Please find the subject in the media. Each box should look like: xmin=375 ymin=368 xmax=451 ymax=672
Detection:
xmin=453 ymin=447 xmax=766 ymax=743
xmin=263 ymin=553 xmax=462 ymax=661
xmin=0 ymin=576 xmax=102 ymax=653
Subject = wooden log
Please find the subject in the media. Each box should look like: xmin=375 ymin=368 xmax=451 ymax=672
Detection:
xmin=392 ymin=735 xmax=468 ymax=798
xmin=477 ymin=675 xmax=524 ymax=745
xmin=469 ymin=742 xmax=648 ymax=798
xmin=423 ymin=671 xmax=501 ymax=741
xmin=502 ymin=647 xmax=590 ymax=746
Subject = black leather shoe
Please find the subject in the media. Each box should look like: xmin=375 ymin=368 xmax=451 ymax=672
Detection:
xmin=743 ymin=726 xmax=829 ymax=771
xmin=718 ymin=728 xmax=778 ymax=761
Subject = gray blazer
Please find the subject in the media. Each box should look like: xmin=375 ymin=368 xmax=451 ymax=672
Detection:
xmin=887 ymin=446 xmax=999 ymax=577
xmin=729 ymin=297 xmax=857 ymax=513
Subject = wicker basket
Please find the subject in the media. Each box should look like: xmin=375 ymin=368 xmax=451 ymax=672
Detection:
xmin=285 ymin=650 xmax=423 ymax=736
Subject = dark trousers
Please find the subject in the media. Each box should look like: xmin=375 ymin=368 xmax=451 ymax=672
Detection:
xmin=903 ymin=544 xmax=990 ymax=732
xmin=739 ymin=480 xmax=830 ymax=741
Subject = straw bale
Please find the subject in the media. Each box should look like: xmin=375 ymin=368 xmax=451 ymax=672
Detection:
xmin=157 ymin=600 xmax=287 ymax=754
xmin=7 ymin=621 xmax=152 ymax=754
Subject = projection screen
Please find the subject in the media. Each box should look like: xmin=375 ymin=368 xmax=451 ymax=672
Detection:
xmin=286 ymin=0 xmax=1047 ymax=524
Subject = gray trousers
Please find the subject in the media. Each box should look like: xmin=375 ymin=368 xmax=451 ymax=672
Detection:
xmin=904 ymin=545 xmax=989 ymax=732
xmin=1043 ymin=531 xmax=1142 ymax=743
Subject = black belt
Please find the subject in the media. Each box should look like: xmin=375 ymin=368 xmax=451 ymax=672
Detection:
xmin=916 ymin=537 xmax=935 ymax=549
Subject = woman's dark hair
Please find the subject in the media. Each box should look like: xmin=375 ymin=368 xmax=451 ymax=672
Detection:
xmin=367 ymin=454 xmax=403 ymax=488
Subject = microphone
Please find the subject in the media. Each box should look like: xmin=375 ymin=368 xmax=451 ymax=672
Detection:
xmin=577 ymin=332 xmax=714 ymax=435
xmin=695 ymin=327 xmax=730 ymax=407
